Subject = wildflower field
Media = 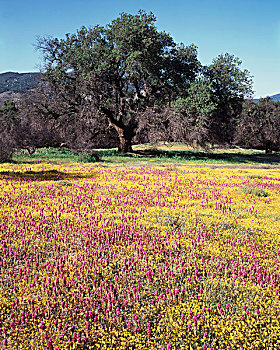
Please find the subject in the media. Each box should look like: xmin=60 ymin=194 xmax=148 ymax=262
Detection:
xmin=0 ymin=162 xmax=280 ymax=349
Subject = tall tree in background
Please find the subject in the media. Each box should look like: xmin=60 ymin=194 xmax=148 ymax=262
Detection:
xmin=37 ymin=11 xmax=200 ymax=152
xmin=173 ymin=78 xmax=217 ymax=146
xmin=205 ymin=53 xmax=253 ymax=144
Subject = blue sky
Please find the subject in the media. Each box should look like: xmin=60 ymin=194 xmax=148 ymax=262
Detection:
xmin=0 ymin=0 xmax=279 ymax=98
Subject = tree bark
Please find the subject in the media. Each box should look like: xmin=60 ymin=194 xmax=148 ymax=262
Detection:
xmin=101 ymin=107 xmax=135 ymax=153
xmin=114 ymin=125 xmax=133 ymax=153
xmin=118 ymin=135 xmax=133 ymax=152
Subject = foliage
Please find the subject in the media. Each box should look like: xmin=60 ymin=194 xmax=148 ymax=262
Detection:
xmin=36 ymin=10 xmax=201 ymax=152
xmin=235 ymin=98 xmax=280 ymax=153
xmin=1 ymin=15 xmax=276 ymax=156
xmin=205 ymin=53 xmax=254 ymax=144
xmin=174 ymin=79 xmax=216 ymax=116
xmin=206 ymin=53 xmax=253 ymax=100
xmin=173 ymin=79 xmax=217 ymax=146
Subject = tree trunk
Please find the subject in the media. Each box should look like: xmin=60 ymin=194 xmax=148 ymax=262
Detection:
xmin=115 ymin=125 xmax=133 ymax=153
xmin=265 ymin=141 xmax=272 ymax=154
xmin=118 ymin=134 xmax=133 ymax=153
xmin=102 ymin=107 xmax=135 ymax=153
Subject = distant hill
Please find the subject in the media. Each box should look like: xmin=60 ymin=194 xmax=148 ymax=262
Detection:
xmin=270 ymin=93 xmax=280 ymax=102
xmin=254 ymin=93 xmax=280 ymax=103
xmin=0 ymin=72 xmax=41 ymax=93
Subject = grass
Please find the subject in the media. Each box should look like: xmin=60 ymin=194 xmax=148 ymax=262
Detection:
xmin=10 ymin=143 xmax=280 ymax=167
xmin=12 ymin=147 xmax=82 ymax=164
xmin=242 ymin=186 xmax=269 ymax=197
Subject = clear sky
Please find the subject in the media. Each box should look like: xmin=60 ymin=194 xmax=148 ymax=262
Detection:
xmin=0 ymin=0 xmax=279 ymax=98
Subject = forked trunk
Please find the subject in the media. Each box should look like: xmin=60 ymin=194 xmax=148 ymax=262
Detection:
xmin=103 ymin=108 xmax=135 ymax=153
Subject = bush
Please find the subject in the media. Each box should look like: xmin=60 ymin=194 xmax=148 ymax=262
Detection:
xmin=248 ymin=174 xmax=263 ymax=179
xmin=243 ymin=186 xmax=269 ymax=197
xmin=77 ymin=150 xmax=101 ymax=163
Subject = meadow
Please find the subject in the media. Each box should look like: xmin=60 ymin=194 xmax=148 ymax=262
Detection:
xmin=1 ymin=147 xmax=280 ymax=349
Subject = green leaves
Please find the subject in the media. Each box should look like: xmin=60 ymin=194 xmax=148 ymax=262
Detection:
xmin=37 ymin=10 xmax=201 ymax=124
xmin=36 ymin=11 xmax=257 ymax=152
xmin=173 ymin=79 xmax=217 ymax=146
xmin=174 ymin=79 xmax=216 ymax=115
xmin=206 ymin=53 xmax=253 ymax=100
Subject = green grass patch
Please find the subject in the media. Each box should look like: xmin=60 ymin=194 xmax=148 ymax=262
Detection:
xmin=248 ymin=174 xmax=263 ymax=179
xmin=242 ymin=186 xmax=269 ymax=197
xmin=10 ymin=144 xmax=280 ymax=166
xmin=13 ymin=148 xmax=101 ymax=164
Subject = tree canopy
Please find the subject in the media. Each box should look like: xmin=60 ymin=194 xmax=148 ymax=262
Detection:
xmin=203 ymin=53 xmax=254 ymax=144
xmin=206 ymin=53 xmax=253 ymax=101
xmin=37 ymin=10 xmax=201 ymax=152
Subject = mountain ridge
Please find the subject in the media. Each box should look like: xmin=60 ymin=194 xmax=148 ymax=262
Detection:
xmin=0 ymin=72 xmax=41 ymax=93
xmin=253 ymin=93 xmax=280 ymax=103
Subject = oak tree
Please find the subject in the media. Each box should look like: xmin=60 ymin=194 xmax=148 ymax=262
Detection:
xmin=205 ymin=53 xmax=253 ymax=144
xmin=37 ymin=11 xmax=200 ymax=152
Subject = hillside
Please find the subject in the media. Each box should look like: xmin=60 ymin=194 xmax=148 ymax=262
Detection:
xmin=0 ymin=72 xmax=41 ymax=93
xmin=254 ymin=93 xmax=280 ymax=103
xmin=270 ymin=93 xmax=280 ymax=102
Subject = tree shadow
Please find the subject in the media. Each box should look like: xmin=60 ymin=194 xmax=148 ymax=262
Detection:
xmin=132 ymin=149 xmax=280 ymax=165
xmin=0 ymin=169 xmax=87 ymax=181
